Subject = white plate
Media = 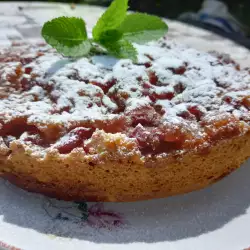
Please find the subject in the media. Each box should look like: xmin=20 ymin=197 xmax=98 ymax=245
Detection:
xmin=1 ymin=161 xmax=250 ymax=250
xmin=1 ymin=2 xmax=250 ymax=249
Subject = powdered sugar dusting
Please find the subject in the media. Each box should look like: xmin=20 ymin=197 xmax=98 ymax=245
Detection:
xmin=1 ymin=39 xmax=250 ymax=157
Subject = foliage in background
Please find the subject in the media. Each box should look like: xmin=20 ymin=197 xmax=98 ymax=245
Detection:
xmin=81 ymin=0 xmax=250 ymax=27
xmin=2 ymin=0 xmax=249 ymax=27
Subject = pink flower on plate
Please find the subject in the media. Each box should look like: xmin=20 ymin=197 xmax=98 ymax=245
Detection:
xmin=87 ymin=203 xmax=125 ymax=229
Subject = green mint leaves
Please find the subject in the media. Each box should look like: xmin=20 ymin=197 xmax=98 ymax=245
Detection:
xmin=104 ymin=39 xmax=138 ymax=62
xmin=120 ymin=13 xmax=168 ymax=44
xmin=92 ymin=0 xmax=128 ymax=41
xmin=42 ymin=17 xmax=91 ymax=57
xmin=41 ymin=0 xmax=168 ymax=61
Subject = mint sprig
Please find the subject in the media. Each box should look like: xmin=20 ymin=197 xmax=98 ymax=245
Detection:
xmin=104 ymin=39 xmax=138 ymax=62
xmin=98 ymin=29 xmax=123 ymax=44
xmin=120 ymin=13 xmax=168 ymax=44
xmin=42 ymin=17 xmax=91 ymax=57
xmin=41 ymin=0 xmax=168 ymax=61
xmin=92 ymin=0 xmax=128 ymax=41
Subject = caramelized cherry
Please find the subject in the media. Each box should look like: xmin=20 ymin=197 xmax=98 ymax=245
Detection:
xmin=55 ymin=127 xmax=94 ymax=154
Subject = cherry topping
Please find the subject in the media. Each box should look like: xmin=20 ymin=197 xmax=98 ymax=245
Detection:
xmin=130 ymin=125 xmax=160 ymax=152
xmin=223 ymin=96 xmax=232 ymax=104
xmin=108 ymin=91 xmax=129 ymax=113
xmin=172 ymin=66 xmax=186 ymax=75
xmin=51 ymin=106 xmax=71 ymax=114
xmin=20 ymin=57 xmax=33 ymax=65
xmin=0 ymin=118 xmax=39 ymax=138
xmin=148 ymin=71 xmax=158 ymax=85
xmin=0 ymin=41 xmax=248 ymax=158
xmin=144 ymin=62 xmax=152 ymax=68
xmin=130 ymin=124 xmax=187 ymax=154
xmin=187 ymin=105 xmax=204 ymax=121
xmin=142 ymin=82 xmax=152 ymax=89
xmin=24 ymin=66 xmax=33 ymax=74
xmin=20 ymin=77 xmax=34 ymax=91
xmin=128 ymin=106 xmax=159 ymax=127
xmin=55 ymin=127 xmax=94 ymax=154
xmin=174 ymin=82 xmax=186 ymax=94
xmin=177 ymin=110 xmax=193 ymax=120
xmin=91 ymin=79 xmax=116 ymax=94
xmin=23 ymin=132 xmax=50 ymax=147
xmin=150 ymin=91 xmax=174 ymax=101
xmin=87 ymin=103 xmax=93 ymax=108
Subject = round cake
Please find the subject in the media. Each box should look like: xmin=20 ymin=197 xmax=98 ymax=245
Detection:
xmin=1 ymin=39 xmax=250 ymax=202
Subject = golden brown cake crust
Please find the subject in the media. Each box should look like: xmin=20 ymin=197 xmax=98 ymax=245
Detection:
xmin=1 ymin=132 xmax=250 ymax=202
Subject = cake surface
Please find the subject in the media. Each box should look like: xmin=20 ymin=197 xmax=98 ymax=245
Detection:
xmin=1 ymin=39 xmax=250 ymax=201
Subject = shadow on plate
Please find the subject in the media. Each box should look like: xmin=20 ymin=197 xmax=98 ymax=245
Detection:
xmin=0 ymin=160 xmax=250 ymax=244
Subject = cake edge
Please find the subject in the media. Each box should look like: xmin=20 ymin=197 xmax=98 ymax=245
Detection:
xmin=1 ymin=132 xmax=250 ymax=202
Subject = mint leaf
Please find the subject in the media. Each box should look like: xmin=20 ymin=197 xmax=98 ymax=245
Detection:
xmin=41 ymin=2 xmax=170 ymax=60
xmin=99 ymin=29 xmax=123 ymax=44
xmin=92 ymin=0 xmax=128 ymax=41
xmin=103 ymin=39 xmax=138 ymax=62
xmin=42 ymin=16 xmax=91 ymax=57
xmin=119 ymin=13 xmax=168 ymax=44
